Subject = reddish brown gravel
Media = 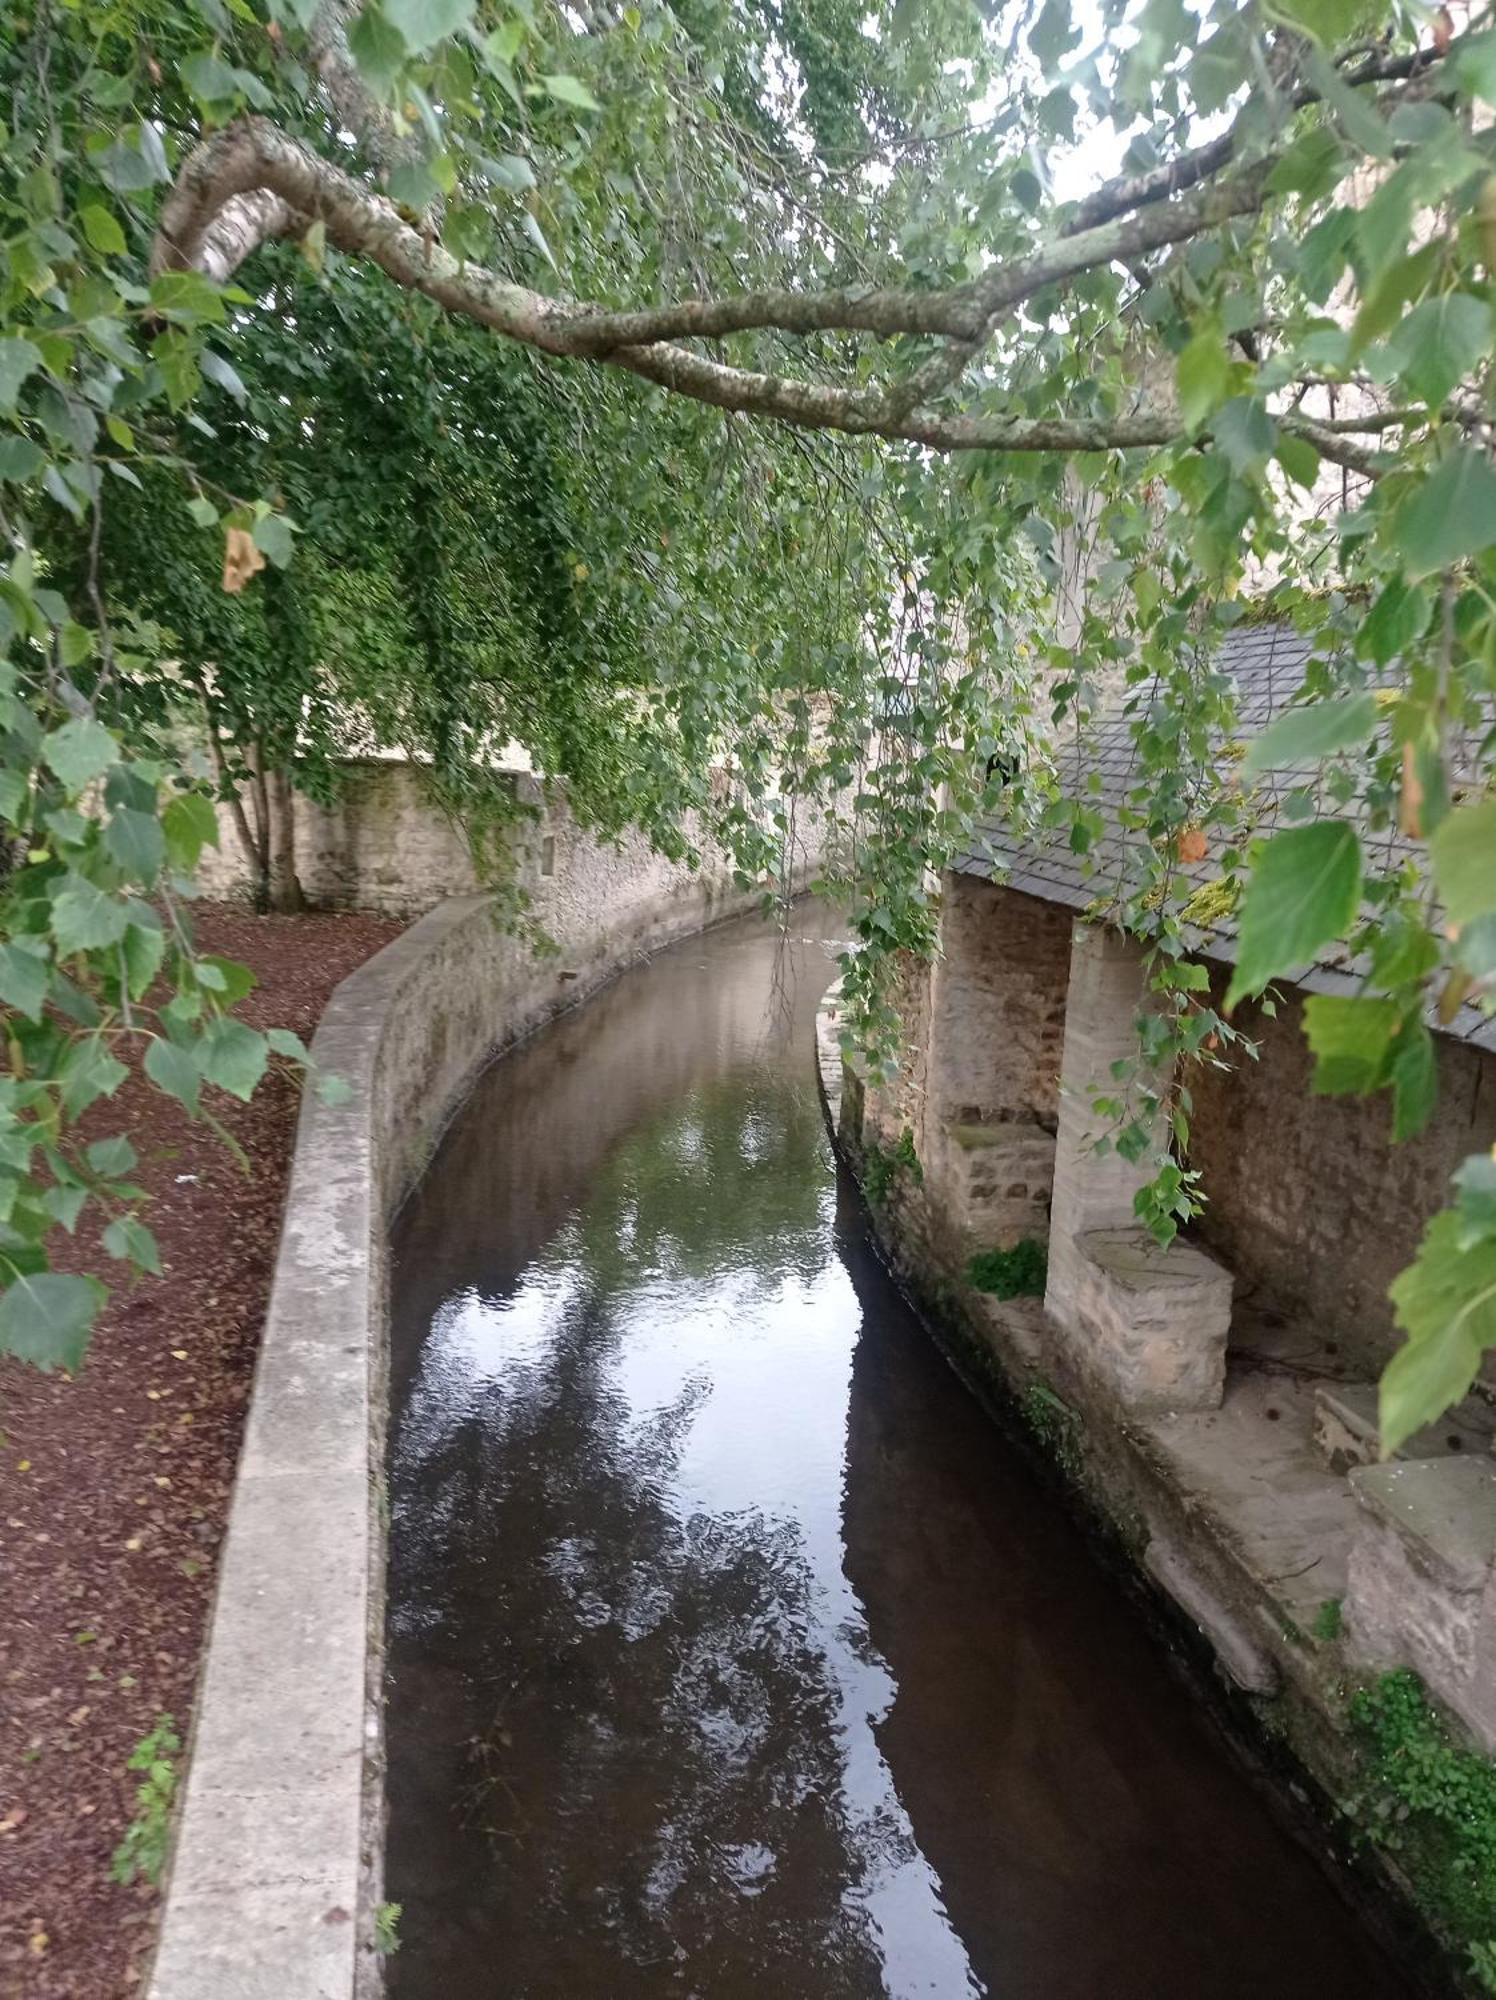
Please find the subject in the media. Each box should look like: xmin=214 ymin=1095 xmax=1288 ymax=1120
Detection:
xmin=0 ymin=905 xmax=405 ymax=2000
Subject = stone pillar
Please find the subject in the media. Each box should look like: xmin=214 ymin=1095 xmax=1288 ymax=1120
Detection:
xmin=1045 ymin=921 xmax=1232 ymax=1412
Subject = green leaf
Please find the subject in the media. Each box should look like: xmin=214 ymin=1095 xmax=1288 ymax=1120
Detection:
xmin=1390 ymin=1021 xmax=1438 ymax=1141
xmin=252 ymin=512 xmax=296 ymax=568
xmin=1029 ymin=0 xmax=1079 ymax=68
xmin=1176 ymin=321 xmax=1229 ymax=432
xmin=1276 ymin=0 xmax=1363 ymax=46
xmin=103 ymin=1214 xmax=162 ymax=1275
xmin=105 ymin=806 xmax=165 ymax=884
xmin=122 ymin=919 xmax=166 ymax=1001
xmin=384 ymin=0 xmax=474 ymax=54
xmin=1241 ymin=693 xmax=1376 ymax=777
xmin=200 ymin=350 xmax=248 ymax=403
xmin=148 ymin=270 xmax=226 ymax=325
xmin=0 ymin=338 xmax=42 ymax=413
xmin=1359 ymin=577 xmax=1430 ymax=666
xmin=1212 ymin=397 xmax=1275 ymax=476
xmin=144 ymin=1036 xmax=201 ymax=1115
xmin=199 ymin=1018 xmax=268 ymax=1101
xmin=1225 ymin=821 xmax=1363 ymax=1007
xmin=43 ymin=1184 xmax=87 ymax=1232
xmin=1384 ymin=293 xmax=1490 ymax=411
xmin=541 ymin=73 xmax=601 ymax=112
xmin=1301 ymin=994 xmax=1400 ymax=1096
xmin=43 ymin=715 xmax=116 ymax=793
xmin=0 ymin=941 xmax=49 ymax=1022
xmin=58 ymin=1037 xmax=128 ymax=1117
xmin=1392 ymin=448 xmax=1496 ymax=579
xmin=266 ymin=1026 xmax=309 ymax=1061
xmin=180 ymin=51 xmax=242 ymax=103
xmin=1384 ymin=1208 xmax=1496 ymax=1453
xmin=50 ymin=877 xmax=131 ymax=955
xmin=1429 ymin=799 xmax=1496 ymax=928
xmin=199 ymin=955 xmax=257 ymax=1006
xmin=0 ymin=1270 xmax=106 ymax=1371
xmin=0 ymin=436 xmax=44 ymax=485
xmin=1275 ymin=434 xmax=1321 ymax=490
xmin=349 ymin=5 xmax=408 ymax=92
xmin=87 ymin=1134 xmax=137 ymax=1177
xmin=162 ymin=791 xmax=220 ymax=872
xmin=80 ymin=204 xmax=128 ymax=257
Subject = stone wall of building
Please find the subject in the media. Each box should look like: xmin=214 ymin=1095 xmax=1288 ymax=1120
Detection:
xmin=924 ymin=876 xmax=1072 ymax=1132
xmin=1187 ymin=973 xmax=1496 ymax=1375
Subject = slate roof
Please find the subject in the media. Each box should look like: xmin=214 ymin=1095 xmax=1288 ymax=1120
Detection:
xmin=953 ymin=621 xmax=1496 ymax=1053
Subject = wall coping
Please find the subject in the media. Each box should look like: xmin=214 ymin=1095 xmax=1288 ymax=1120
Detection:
xmin=145 ymin=875 xmax=769 ymax=1999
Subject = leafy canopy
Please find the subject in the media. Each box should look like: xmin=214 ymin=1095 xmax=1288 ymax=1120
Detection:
xmin=3 ymin=0 xmax=1496 ymax=1459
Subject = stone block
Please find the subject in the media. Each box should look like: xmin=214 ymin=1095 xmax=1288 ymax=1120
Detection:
xmin=941 ymin=1121 xmax=1055 ymax=1248
xmin=1059 ymin=1225 xmax=1231 ymax=1413
xmin=1346 ymin=1457 xmax=1496 ymax=1751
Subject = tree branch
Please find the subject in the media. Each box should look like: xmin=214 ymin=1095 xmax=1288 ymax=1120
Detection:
xmin=148 ymin=118 xmax=1386 ymax=476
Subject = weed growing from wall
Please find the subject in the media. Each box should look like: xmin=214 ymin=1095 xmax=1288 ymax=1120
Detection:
xmin=1348 ymin=1670 xmax=1496 ymax=1988
xmin=1311 ymin=1596 xmax=1343 ymax=1644
xmin=967 ymin=1239 xmax=1048 ymax=1300
xmin=863 ymin=1128 xmax=923 ymax=1208
xmin=109 ymin=1715 xmax=181 ymax=1888
xmin=1021 ymin=1382 xmax=1082 ymax=1478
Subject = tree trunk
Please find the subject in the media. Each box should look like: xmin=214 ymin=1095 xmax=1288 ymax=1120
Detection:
xmin=265 ymin=764 xmax=305 ymax=914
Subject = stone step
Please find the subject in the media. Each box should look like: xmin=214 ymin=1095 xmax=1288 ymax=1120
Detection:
xmin=1312 ymin=1382 xmax=1496 ymax=1476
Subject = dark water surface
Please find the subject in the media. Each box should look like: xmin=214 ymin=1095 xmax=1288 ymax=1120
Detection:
xmin=386 ymin=911 xmax=1407 ymax=1999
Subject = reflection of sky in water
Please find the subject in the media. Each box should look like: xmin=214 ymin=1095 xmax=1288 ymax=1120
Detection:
xmin=395 ymin=1120 xmax=982 ymax=1997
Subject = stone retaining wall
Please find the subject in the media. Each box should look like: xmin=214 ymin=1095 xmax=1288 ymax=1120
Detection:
xmin=146 ymin=848 xmax=799 ymax=2000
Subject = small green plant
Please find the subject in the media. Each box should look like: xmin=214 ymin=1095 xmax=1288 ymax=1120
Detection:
xmin=109 ymin=1715 xmax=181 ymax=1888
xmin=1347 ymin=1670 xmax=1496 ymax=1981
xmin=967 ymin=1238 xmax=1048 ymax=1300
xmin=374 ymin=1901 xmax=403 ymax=1957
xmin=1021 ymin=1381 xmax=1081 ymax=1475
xmin=1311 ymin=1596 xmax=1343 ymax=1643
xmin=863 ymin=1127 xmax=923 ymax=1207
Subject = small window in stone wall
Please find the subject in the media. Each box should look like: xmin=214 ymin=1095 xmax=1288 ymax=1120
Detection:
xmin=540 ymin=834 xmax=557 ymax=878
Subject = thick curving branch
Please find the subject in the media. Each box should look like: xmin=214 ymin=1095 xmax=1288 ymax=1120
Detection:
xmin=149 ymin=117 xmax=1388 ymax=475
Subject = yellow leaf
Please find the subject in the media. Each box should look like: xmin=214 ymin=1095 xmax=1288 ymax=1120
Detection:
xmin=221 ymin=524 xmax=266 ymax=595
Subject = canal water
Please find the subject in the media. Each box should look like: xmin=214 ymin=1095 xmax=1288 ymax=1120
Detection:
xmin=385 ymin=910 xmax=1406 ymax=1998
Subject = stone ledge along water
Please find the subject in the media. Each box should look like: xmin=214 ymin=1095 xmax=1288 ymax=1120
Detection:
xmin=384 ymin=908 xmax=1409 ymax=2000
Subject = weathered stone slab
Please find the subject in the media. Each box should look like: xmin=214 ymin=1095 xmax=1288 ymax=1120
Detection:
xmin=1346 ymin=1457 xmax=1496 ymax=1751
xmin=1066 ymin=1225 xmax=1231 ymax=1413
xmin=1313 ymin=1381 xmax=1496 ymax=1475
xmin=1145 ymin=1533 xmax=1280 ymax=1693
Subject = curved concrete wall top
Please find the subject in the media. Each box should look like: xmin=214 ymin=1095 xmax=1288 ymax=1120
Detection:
xmin=146 ymin=854 xmax=780 ymax=1999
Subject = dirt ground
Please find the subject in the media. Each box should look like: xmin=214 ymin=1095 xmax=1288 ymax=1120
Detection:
xmin=0 ymin=904 xmax=405 ymax=2000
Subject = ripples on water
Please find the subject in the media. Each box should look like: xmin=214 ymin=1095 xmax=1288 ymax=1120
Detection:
xmin=385 ymin=913 xmax=1408 ymax=2000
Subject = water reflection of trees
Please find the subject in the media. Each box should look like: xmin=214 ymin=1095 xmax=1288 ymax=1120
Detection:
xmin=388 ymin=1064 xmax=891 ymax=1998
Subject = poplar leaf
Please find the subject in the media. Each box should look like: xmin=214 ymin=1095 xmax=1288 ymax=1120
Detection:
xmin=0 ymin=1270 xmax=106 ymax=1371
xmin=1393 ymin=448 xmax=1496 ymax=578
xmin=1225 ymin=822 xmax=1362 ymax=1007
xmin=1429 ymin=799 xmax=1496 ymax=928
xmin=1384 ymin=1210 xmax=1496 ymax=1453
xmin=1241 ymin=694 xmax=1377 ymax=777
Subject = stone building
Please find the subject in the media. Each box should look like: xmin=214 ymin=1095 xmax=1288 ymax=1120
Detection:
xmin=836 ymin=621 xmax=1496 ymax=1791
